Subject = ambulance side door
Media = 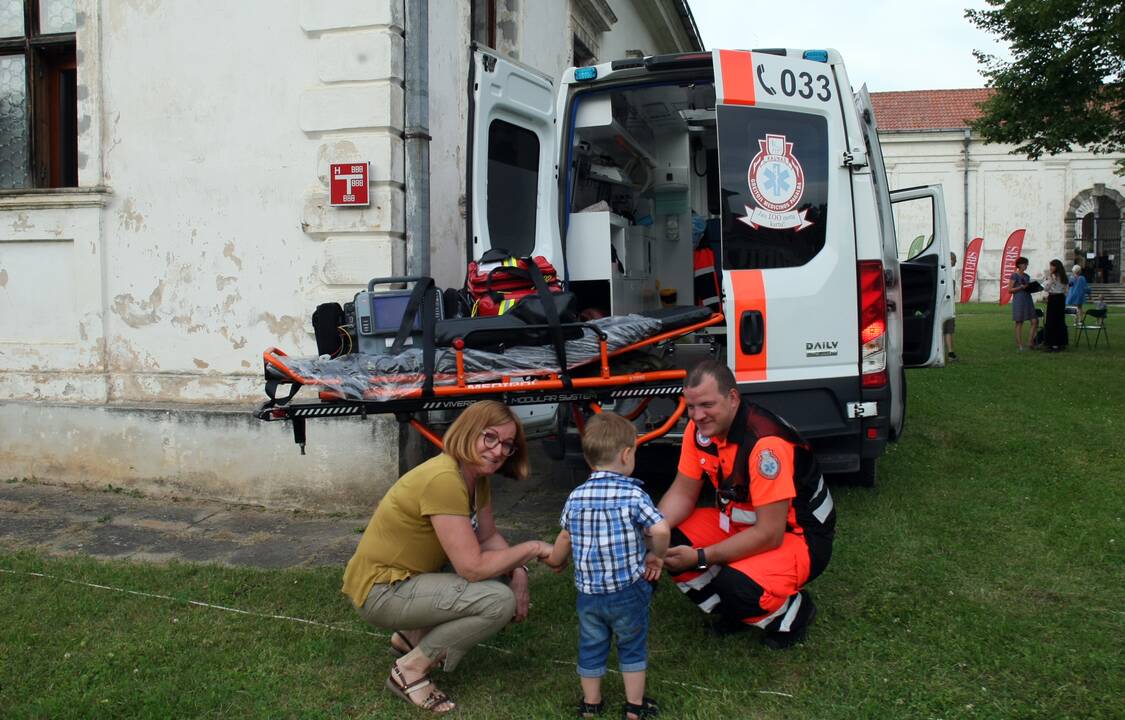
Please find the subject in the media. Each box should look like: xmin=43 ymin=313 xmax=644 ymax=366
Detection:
xmin=468 ymin=46 xmax=558 ymax=263
xmin=891 ymin=185 xmax=952 ymax=367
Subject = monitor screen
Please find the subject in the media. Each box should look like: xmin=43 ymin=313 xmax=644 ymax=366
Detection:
xmin=370 ymin=292 xmax=420 ymax=335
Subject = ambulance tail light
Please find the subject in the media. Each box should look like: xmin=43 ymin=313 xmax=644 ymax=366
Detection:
xmin=858 ymin=260 xmax=888 ymax=388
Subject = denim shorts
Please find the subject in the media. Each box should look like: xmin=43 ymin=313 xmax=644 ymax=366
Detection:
xmin=576 ymin=578 xmax=653 ymax=677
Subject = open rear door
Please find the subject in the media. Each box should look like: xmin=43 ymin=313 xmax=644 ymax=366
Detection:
xmin=468 ymin=46 xmax=558 ymax=263
xmin=891 ymin=185 xmax=953 ymax=367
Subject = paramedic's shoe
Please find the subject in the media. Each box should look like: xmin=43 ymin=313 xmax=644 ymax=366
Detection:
xmin=762 ymin=591 xmax=817 ymax=651
xmin=704 ymin=615 xmax=747 ymax=637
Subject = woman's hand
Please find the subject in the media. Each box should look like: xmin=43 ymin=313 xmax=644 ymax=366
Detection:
xmin=510 ymin=566 xmax=530 ymax=623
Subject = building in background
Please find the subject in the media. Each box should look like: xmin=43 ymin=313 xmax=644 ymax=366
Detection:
xmin=871 ymin=88 xmax=1125 ymax=301
xmin=0 ymin=0 xmax=700 ymax=509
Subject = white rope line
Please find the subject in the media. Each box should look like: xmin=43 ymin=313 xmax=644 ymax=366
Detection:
xmin=0 ymin=567 xmax=791 ymax=698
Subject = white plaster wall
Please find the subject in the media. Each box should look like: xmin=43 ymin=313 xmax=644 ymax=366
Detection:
xmin=518 ymin=2 xmax=570 ymax=86
xmin=881 ymin=131 xmax=1125 ymax=301
xmin=96 ymin=0 xmax=402 ymax=403
xmin=0 ymin=0 xmax=407 ymax=509
xmin=601 ymin=0 xmax=694 ymax=60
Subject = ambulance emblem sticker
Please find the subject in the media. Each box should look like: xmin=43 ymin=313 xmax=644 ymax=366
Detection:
xmin=696 ymin=431 xmax=712 ymax=448
xmin=758 ymin=449 xmax=780 ymax=479
xmin=741 ymin=133 xmax=813 ymax=232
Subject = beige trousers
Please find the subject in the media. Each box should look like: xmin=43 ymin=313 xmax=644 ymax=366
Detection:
xmin=358 ymin=573 xmax=516 ymax=671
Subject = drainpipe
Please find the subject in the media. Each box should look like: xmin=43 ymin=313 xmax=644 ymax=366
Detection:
xmin=400 ymin=0 xmax=432 ymax=475
xmin=962 ymin=128 xmax=970 ymax=261
xmin=404 ymin=0 xmax=430 ymax=279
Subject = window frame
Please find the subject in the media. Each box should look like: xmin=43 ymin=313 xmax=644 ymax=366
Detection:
xmin=0 ymin=0 xmax=77 ymax=189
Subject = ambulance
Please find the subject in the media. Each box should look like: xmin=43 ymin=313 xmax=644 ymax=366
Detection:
xmin=467 ymin=47 xmax=955 ymax=486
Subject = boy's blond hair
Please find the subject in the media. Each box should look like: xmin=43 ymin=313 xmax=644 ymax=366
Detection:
xmin=581 ymin=412 xmax=636 ymax=468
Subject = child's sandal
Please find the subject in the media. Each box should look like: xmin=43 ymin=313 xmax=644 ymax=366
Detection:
xmin=577 ymin=699 xmax=605 ymax=717
xmin=622 ymin=696 xmax=659 ymax=720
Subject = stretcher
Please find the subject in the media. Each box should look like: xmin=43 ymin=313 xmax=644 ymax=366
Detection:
xmin=254 ymin=276 xmax=723 ymax=454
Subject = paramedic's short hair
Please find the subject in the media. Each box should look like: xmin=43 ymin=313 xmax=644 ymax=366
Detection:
xmin=686 ymin=358 xmax=737 ymax=397
xmin=443 ymin=400 xmax=529 ymax=480
xmin=1016 ymin=256 xmax=1029 ymax=267
xmin=581 ymin=412 xmax=636 ymax=468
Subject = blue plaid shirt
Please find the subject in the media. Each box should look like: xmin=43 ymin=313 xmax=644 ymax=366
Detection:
xmin=560 ymin=471 xmax=664 ymax=595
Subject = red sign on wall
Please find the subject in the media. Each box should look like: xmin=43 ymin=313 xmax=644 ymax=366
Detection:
xmin=329 ymin=162 xmax=370 ymax=207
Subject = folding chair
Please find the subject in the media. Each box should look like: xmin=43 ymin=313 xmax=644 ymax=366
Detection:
xmin=1075 ymin=306 xmax=1109 ymax=348
xmin=1065 ymin=305 xmax=1081 ymax=344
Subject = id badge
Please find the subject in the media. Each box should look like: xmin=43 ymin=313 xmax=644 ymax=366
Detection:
xmin=719 ymin=511 xmax=730 ymax=533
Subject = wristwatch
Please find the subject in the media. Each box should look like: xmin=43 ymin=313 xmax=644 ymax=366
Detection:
xmin=694 ymin=548 xmax=708 ymax=571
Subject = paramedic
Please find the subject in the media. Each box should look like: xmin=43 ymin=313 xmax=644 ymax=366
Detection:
xmin=342 ymin=400 xmax=552 ymax=714
xmin=658 ymin=359 xmax=836 ymax=650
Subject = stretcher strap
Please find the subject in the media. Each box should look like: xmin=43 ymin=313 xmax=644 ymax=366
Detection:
xmin=524 ymin=259 xmax=571 ymax=389
xmin=264 ymin=376 xmax=299 ymax=408
xmin=389 ymin=277 xmax=437 ymax=396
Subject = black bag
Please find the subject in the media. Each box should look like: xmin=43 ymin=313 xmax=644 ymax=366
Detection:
xmin=312 ymin=303 xmax=347 ymax=357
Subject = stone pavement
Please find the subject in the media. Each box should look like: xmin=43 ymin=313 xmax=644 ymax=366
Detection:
xmin=0 ymin=455 xmax=590 ymax=569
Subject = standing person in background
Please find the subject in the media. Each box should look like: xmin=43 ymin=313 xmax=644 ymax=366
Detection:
xmin=1041 ymin=259 xmax=1069 ymax=352
xmin=1009 ymin=257 xmax=1037 ymax=352
xmin=1067 ymin=264 xmax=1090 ymax=318
xmin=944 ymin=252 xmax=958 ymax=361
xmin=1096 ymin=251 xmax=1112 ymax=283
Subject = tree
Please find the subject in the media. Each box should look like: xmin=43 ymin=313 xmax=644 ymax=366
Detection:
xmin=967 ymin=0 xmax=1125 ymax=172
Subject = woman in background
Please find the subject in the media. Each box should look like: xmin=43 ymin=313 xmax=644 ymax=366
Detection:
xmin=1067 ymin=263 xmax=1090 ymax=317
xmin=1041 ymin=259 xmax=1069 ymax=352
xmin=1009 ymin=257 xmax=1037 ymax=352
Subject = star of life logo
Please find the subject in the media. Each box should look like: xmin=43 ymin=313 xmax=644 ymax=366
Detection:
xmin=757 ymin=448 xmax=781 ymax=479
xmin=741 ymin=133 xmax=813 ymax=231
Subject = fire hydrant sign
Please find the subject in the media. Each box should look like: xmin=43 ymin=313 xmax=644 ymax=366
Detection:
xmin=329 ymin=162 xmax=370 ymax=207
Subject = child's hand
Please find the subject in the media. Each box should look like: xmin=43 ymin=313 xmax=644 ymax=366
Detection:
xmin=643 ymin=552 xmax=664 ymax=581
xmin=544 ymin=555 xmax=568 ymax=574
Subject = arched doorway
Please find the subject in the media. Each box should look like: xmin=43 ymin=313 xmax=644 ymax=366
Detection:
xmin=1066 ymin=186 xmax=1125 ymax=284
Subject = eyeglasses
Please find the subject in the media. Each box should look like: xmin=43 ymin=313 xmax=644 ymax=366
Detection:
xmin=481 ymin=429 xmax=517 ymax=457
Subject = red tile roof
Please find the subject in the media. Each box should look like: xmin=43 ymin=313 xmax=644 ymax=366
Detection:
xmin=869 ymin=88 xmax=994 ymax=131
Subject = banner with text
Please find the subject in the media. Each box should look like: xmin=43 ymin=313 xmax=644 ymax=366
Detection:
xmin=960 ymin=237 xmax=983 ymax=303
xmin=997 ymin=229 xmax=1027 ymax=306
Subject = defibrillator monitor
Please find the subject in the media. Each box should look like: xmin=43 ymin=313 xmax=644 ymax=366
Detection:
xmin=356 ymin=290 xmax=420 ymax=337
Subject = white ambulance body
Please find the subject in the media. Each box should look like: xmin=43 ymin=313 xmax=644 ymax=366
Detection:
xmin=468 ymin=47 xmax=954 ymax=485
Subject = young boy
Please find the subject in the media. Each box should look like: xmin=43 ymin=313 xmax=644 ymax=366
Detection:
xmin=545 ymin=412 xmax=670 ymax=720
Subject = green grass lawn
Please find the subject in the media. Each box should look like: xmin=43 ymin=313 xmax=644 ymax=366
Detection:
xmin=2 ymin=304 xmax=1122 ymax=719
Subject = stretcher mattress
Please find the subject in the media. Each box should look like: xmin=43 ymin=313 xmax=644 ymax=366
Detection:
xmin=267 ymin=307 xmax=712 ymax=402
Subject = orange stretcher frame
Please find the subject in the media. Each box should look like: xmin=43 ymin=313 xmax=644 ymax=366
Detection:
xmin=257 ymin=313 xmax=723 ymax=453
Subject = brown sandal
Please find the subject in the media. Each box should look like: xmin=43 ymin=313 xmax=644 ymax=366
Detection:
xmin=390 ymin=630 xmax=416 ymax=658
xmin=386 ymin=663 xmax=455 ymax=714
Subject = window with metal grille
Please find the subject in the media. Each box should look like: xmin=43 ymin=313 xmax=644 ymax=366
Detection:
xmin=0 ymin=0 xmax=76 ymax=189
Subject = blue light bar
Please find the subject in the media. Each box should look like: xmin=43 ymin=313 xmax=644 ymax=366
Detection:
xmin=803 ymin=50 xmax=828 ymax=63
xmin=574 ymin=66 xmax=598 ymax=81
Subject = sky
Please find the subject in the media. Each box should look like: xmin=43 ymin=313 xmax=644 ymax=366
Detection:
xmin=689 ymin=0 xmax=1012 ymax=92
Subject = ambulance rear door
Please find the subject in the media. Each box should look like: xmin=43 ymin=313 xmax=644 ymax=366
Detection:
xmin=891 ymin=185 xmax=953 ymax=367
xmin=711 ymin=49 xmax=860 ymax=404
xmin=467 ymin=46 xmax=560 ymax=436
xmin=468 ymin=46 xmax=560 ymax=264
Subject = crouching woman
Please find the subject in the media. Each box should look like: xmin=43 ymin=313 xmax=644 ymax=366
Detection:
xmin=342 ymin=400 xmax=552 ymax=714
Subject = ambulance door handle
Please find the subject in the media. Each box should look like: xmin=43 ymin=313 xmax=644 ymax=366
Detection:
xmin=739 ymin=310 xmax=764 ymax=355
